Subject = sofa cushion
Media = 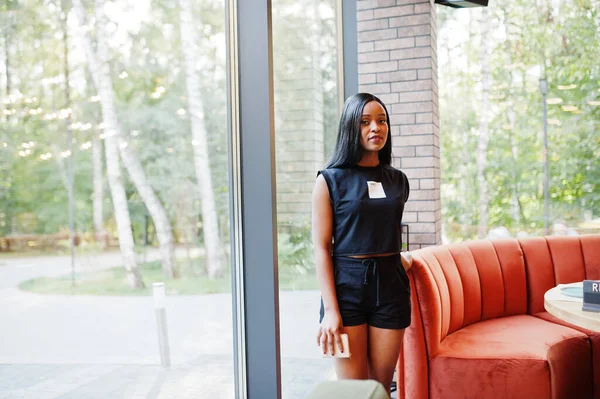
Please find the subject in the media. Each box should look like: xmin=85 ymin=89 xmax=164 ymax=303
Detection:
xmin=430 ymin=315 xmax=593 ymax=399
xmin=535 ymin=311 xmax=600 ymax=399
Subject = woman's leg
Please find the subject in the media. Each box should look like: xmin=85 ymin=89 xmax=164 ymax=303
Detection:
xmin=367 ymin=326 xmax=405 ymax=394
xmin=334 ymin=324 xmax=369 ymax=380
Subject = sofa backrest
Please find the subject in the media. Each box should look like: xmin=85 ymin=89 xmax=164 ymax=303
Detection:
xmin=519 ymin=235 xmax=600 ymax=314
xmin=410 ymin=235 xmax=600 ymax=355
xmin=411 ymin=238 xmax=528 ymax=354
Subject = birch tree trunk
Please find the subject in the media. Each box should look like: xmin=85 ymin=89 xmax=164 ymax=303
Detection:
xmin=94 ymin=0 xmax=176 ymax=279
xmin=477 ymin=7 xmax=491 ymax=239
xmin=503 ymin=10 xmax=521 ymax=225
xmin=2 ymin=13 xmax=12 ymax=123
xmin=61 ymin=0 xmax=77 ymax=285
xmin=86 ymin=67 xmax=106 ymax=245
xmin=92 ymin=137 xmax=106 ymax=244
xmin=116 ymin=134 xmax=178 ymax=279
xmin=507 ymin=113 xmax=520 ymax=224
xmin=52 ymin=145 xmax=69 ymax=191
xmin=72 ymin=0 xmax=143 ymax=288
xmin=74 ymin=0 xmax=177 ymax=279
xmin=178 ymin=0 xmax=223 ymax=278
xmin=3 ymin=30 xmax=8 ymax=99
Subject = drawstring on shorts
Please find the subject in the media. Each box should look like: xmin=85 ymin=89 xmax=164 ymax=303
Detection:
xmin=361 ymin=258 xmax=380 ymax=306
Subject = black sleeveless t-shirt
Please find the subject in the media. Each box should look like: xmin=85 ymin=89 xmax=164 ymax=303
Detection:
xmin=318 ymin=164 xmax=410 ymax=257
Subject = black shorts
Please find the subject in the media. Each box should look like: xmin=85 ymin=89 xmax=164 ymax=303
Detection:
xmin=319 ymin=254 xmax=411 ymax=330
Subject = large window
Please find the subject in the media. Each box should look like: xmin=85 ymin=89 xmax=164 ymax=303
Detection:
xmin=0 ymin=0 xmax=350 ymax=396
xmin=0 ymin=0 xmax=236 ymax=397
xmin=438 ymin=0 xmax=600 ymax=243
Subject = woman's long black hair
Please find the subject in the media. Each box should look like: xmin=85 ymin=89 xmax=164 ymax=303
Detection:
xmin=326 ymin=93 xmax=392 ymax=168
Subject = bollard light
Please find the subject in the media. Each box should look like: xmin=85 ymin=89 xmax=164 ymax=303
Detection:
xmin=153 ymin=282 xmax=166 ymax=309
xmin=153 ymin=282 xmax=171 ymax=368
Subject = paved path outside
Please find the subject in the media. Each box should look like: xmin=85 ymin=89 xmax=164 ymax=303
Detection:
xmin=0 ymin=250 xmax=334 ymax=398
xmin=0 ymin=247 xmax=194 ymax=290
xmin=0 ymin=360 xmax=333 ymax=399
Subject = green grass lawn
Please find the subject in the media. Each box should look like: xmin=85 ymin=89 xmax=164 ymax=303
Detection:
xmin=19 ymin=259 xmax=318 ymax=296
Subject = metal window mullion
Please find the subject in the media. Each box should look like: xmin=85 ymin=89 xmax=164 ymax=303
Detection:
xmin=226 ymin=0 xmax=281 ymax=398
xmin=225 ymin=0 xmax=247 ymax=398
xmin=341 ymin=0 xmax=358 ymax=99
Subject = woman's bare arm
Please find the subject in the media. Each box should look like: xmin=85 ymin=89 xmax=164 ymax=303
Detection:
xmin=312 ymin=175 xmax=338 ymax=315
xmin=312 ymin=174 xmax=343 ymax=354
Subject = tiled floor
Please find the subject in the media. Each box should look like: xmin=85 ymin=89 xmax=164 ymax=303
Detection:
xmin=0 ymin=357 xmax=335 ymax=399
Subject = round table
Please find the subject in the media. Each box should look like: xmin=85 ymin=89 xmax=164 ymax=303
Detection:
xmin=544 ymin=282 xmax=600 ymax=332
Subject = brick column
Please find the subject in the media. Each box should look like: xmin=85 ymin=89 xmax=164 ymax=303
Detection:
xmin=357 ymin=0 xmax=441 ymax=249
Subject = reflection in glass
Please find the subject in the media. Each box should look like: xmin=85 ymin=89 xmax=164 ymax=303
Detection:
xmin=272 ymin=0 xmax=340 ymax=397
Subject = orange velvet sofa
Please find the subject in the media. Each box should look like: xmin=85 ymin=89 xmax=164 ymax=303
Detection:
xmin=398 ymin=235 xmax=600 ymax=399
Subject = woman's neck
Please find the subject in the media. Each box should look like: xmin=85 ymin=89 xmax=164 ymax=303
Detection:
xmin=357 ymin=153 xmax=380 ymax=167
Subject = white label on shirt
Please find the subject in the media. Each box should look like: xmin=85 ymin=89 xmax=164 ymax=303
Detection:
xmin=367 ymin=181 xmax=386 ymax=199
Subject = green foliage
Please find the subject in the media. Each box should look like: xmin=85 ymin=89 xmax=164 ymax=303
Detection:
xmin=439 ymin=0 xmax=600 ymax=241
xmin=0 ymin=0 xmax=232 ymax=247
xmin=277 ymin=223 xmax=315 ymax=273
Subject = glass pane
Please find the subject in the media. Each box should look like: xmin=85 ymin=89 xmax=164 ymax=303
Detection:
xmin=271 ymin=0 xmax=341 ymax=397
xmin=0 ymin=1 xmax=236 ymax=397
xmin=438 ymin=1 xmax=600 ymax=243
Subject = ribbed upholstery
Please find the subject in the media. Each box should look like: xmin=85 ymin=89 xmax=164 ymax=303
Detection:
xmin=446 ymin=244 xmax=481 ymax=328
xmin=417 ymin=240 xmax=529 ymax=342
xmin=581 ymin=235 xmax=600 ymax=279
xmin=491 ymin=239 xmax=528 ymax=316
xmin=547 ymin=236 xmax=586 ymax=284
xmin=519 ymin=237 xmax=557 ymax=314
xmin=432 ymin=248 xmax=464 ymax=335
xmin=471 ymin=241 xmax=507 ymax=320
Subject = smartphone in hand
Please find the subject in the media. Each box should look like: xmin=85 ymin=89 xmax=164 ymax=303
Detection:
xmin=321 ymin=333 xmax=350 ymax=358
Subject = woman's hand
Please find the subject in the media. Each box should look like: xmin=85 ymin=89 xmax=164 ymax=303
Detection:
xmin=317 ymin=309 xmax=344 ymax=355
xmin=401 ymin=251 xmax=413 ymax=271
